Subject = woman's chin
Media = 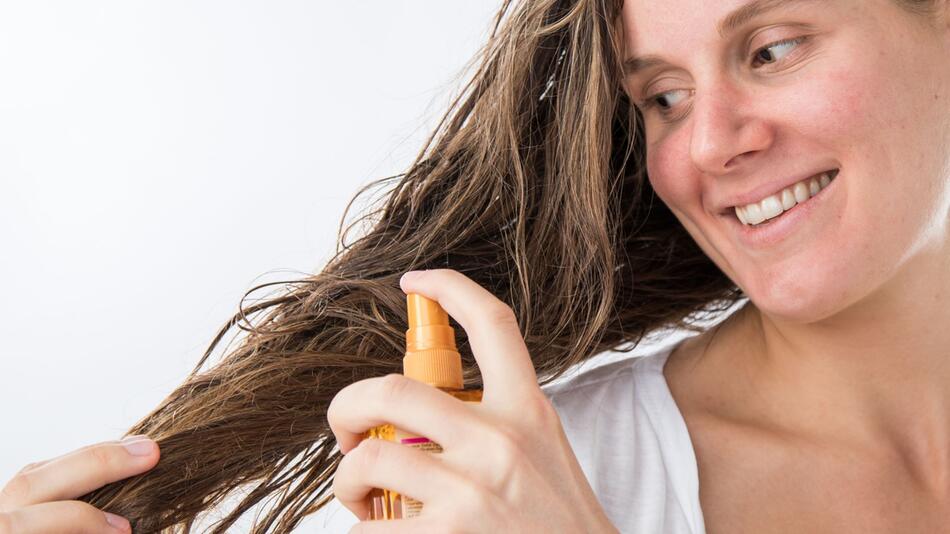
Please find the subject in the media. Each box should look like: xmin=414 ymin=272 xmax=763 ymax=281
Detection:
xmin=741 ymin=277 xmax=847 ymax=325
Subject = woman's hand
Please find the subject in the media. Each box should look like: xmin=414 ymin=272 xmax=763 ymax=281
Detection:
xmin=328 ymin=269 xmax=618 ymax=533
xmin=0 ymin=436 xmax=160 ymax=533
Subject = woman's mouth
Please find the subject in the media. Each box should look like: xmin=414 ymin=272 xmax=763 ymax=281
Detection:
xmin=727 ymin=169 xmax=839 ymax=227
xmin=721 ymin=168 xmax=841 ymax=248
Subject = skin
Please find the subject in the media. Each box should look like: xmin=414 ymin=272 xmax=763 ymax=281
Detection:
xmin=0 ymin=436 xmax=159 ymax=533
xmin=620 ymin=0 xmax=950 ymax=528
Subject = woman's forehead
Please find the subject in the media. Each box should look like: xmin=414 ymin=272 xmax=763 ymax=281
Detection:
xmin=621 ymin=0 xmax=835 ymax=52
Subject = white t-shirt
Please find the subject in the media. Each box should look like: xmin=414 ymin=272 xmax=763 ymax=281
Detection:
xmin=541 ymin=339 xmax=706 ymax=534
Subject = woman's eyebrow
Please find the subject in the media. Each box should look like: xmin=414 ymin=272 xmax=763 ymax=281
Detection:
xmin=718 ymin=0 xmax=824 ymax=38
xmin=622 ymin=0 xmax=825 ymax=76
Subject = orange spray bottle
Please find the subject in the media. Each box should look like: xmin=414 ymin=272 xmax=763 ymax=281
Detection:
xmin=365 ymin=293 xmax=483 ymax=520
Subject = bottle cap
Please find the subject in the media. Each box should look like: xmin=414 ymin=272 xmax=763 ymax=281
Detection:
xmin=403 ymin=293 xmax=463 ymax=389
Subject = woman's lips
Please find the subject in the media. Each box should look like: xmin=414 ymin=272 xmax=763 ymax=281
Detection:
xmin=719 ymin=168 xmax=840 ymax=217
xmin=720 ymin=168 xmax=842 ymax=249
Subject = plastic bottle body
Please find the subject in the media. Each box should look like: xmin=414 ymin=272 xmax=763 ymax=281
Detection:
xmin=366 ymin=387 xmax=483 ymax=520
xmin=362 ymin=292 xmax=476 ymax=521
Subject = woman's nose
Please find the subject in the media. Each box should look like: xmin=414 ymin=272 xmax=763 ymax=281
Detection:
xmin=688 ymin=85 xmax=774 ymax=176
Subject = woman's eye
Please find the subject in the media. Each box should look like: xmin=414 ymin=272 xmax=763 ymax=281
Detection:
xmin=750 ymin=36 xmax=805 ymax=68
xmin=638 ymin=36 xmax=807 ymax=122
xmin=641 ymin=89 xmax=690 ymax=114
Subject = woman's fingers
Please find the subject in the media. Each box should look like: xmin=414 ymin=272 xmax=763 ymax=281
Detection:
xmin=0 ymin=437 xmax=154 ymax=533
xmin=328 ymin=374 xmax=482 ymax=454
xmin=0 ymin=436 xmax=160 ymax=511
xmin=0 ymin=500 xmax=131 ymax=533
xmin=333 ymin=437 xmax=475 ymax=521
xmin=398 ymin=269 xmax=540 ymax=403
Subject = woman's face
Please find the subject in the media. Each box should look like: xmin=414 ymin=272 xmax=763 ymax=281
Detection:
xmin=621 ymin=0 xmax=950 ymax=322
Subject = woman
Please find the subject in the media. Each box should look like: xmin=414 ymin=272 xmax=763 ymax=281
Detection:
xmin=3 ymin=0 xmax=948 ymax=532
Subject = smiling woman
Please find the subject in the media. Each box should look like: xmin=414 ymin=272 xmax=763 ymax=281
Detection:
xmin=621 ymin=0 xmax=950 ymax=531
xmin=4 ymin=0 xmax=947 ymax=532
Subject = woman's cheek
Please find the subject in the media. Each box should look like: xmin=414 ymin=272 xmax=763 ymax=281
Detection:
xmin=785 ymin=66 xmax=877 ymax=145
xmin=646 ymin=134 xmax=702 ymax=219
xmin=789 ymin=30 xmax=911 ymax=148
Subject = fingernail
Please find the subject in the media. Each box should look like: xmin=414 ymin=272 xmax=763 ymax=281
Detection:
xmin=400 ymin=270 xmax=422 ymax=284
xmin=121 ymin=435 xmax=156 ymax=456
xmin=104 ymin=512 xmax=130 ymax=531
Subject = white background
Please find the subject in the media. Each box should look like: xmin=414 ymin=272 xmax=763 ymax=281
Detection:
xmin=0 ymin=1 xmax=503 ymax=530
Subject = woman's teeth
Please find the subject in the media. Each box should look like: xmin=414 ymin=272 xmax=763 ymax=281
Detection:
xmin=735 ymin=170 xmax=838 ymax=226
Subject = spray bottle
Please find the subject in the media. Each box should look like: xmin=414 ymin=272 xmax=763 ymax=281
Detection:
xmin=365 ymin=293 xmax=483 ymax=520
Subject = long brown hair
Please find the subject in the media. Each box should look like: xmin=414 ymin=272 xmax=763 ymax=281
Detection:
xmin=81 ymin=0 xmax=745 ymax=530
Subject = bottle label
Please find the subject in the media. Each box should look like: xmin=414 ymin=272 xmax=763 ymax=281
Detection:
xmin=366 ymin=395 xmax=481 ymax=520
xmin=394 ymin=429 xmax=443 ymax=517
